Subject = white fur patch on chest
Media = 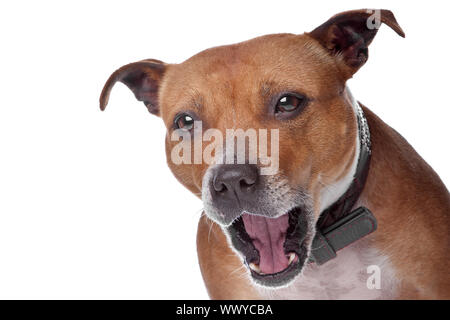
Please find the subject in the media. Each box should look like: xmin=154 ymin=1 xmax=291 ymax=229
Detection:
xmin=257 ymin=240 xmax=399 ymax=300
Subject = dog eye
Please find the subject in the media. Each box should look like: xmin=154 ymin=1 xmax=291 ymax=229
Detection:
xmin=275 ymin=94 xmax=306 ymax=114
xmin=174 ymin=113 xmax=195 ymax=131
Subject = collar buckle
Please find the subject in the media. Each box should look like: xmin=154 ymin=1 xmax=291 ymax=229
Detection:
xmin=310 ymin=207 xmax=377 ymax=265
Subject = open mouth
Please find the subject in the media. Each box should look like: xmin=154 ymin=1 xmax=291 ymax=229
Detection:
xmin=227 ymin=207 xmax=309 ymax=287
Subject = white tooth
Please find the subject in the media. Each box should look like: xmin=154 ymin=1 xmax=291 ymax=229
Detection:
xmin=288 ymin=252 xmax=296 ymax=265
xmin=249 ymin=262 xmax=261 ymax=273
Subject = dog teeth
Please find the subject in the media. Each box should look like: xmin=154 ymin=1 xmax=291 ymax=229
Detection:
xmin=288 ymin=252 xmax=296 ymax=265
xmin=249 ymin=254 xmax=296 ymax=275
xmin=249 ymin=262 xmax=262 ymax=274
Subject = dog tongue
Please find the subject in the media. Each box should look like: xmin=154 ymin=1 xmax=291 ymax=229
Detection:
xmin=242 ymin=213 xmax=289 ymax=274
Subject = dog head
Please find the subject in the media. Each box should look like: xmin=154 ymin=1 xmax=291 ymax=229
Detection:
xmin=100 ymin=9 xmax=404 ymax=288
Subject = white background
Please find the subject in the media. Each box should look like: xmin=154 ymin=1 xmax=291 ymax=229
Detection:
xmin=0 ymin=1 xmax=449 ymax=299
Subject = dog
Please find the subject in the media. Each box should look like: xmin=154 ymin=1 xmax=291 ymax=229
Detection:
xmin=99 ymin=9 xmax=450 ymax=299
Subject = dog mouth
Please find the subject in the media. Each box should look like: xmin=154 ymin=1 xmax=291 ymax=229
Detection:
xmin=227 ymin=206 xmax=309 ymax=287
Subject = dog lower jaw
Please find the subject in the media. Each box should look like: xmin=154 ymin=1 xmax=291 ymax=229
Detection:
xmin=247 ymin=245 xmax=309 ymax=288
xmin=224 ymin=206 xmax=312 ymax=288
xmin=249 ymin=252 xmax=297 ymax=274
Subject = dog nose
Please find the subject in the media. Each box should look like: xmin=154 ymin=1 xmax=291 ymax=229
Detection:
xmin=212 ymin=164 xmax=258 ymax=200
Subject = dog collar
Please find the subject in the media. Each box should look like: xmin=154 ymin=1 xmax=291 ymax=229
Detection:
xmin=309 ymin=103 xmax=377 ymax=265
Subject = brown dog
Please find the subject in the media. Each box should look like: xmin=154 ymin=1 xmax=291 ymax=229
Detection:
xmin=100 ymin=9 xmax=450 ymax=299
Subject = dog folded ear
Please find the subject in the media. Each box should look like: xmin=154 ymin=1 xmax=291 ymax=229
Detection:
xmin=100 ymin=59 xmax=166 ymax=115
xmin=309 ymin=9 xmax=405 ymax=77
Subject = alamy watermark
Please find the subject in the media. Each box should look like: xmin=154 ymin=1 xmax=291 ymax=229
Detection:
xmin=170 ymin=121 xmax=279 ymax=175
xmin=366 ymin=265 xmax=381 ymax=290
xmin=366 ymin=9 xmax=382 ymax=30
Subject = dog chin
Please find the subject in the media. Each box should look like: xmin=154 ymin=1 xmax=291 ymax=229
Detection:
xmin=210 ymin=205 xmax=315 ymax=289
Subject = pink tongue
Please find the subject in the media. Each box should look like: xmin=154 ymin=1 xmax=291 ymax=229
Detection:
xmin=242 ymin=213 xmax=289 ymax=274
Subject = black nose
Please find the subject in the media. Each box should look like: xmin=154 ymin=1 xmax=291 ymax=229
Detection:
xmin=212 ymin=164 xmax=258 ymax=201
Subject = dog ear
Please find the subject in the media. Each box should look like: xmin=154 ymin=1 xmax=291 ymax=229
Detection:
xmin=100 ymin=59 xmax=166 ymax=116
xmin=308 ymin=9 xmax=405 ymax=77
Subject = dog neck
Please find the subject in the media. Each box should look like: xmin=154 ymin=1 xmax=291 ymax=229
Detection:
xmin=310 ymin=88 xmax=375 ymax=265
